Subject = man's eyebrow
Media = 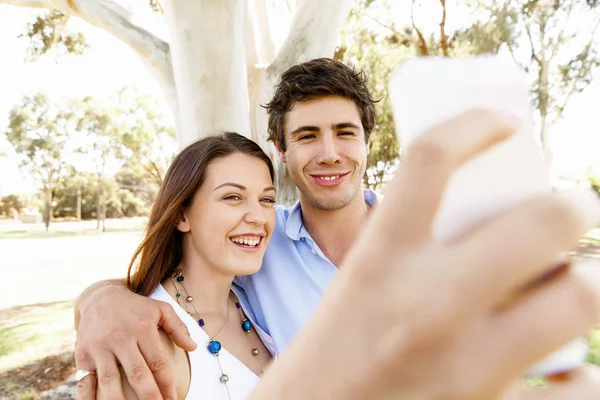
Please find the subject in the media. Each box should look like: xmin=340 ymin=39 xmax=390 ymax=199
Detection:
xmin=332 ymin=122 xmax=361 ymax=130
xmin=289 ymin=125 xmax=320 ymax=137
xmin=214 ymin=182 xmax=246 ymax=191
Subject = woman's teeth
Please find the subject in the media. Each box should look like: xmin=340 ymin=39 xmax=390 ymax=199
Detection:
xmin=230 ymin=237 xmax=261 ymax=247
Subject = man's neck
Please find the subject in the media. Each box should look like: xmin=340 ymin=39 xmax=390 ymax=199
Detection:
xmin=300 ymin=190 xmax=370 ymax=267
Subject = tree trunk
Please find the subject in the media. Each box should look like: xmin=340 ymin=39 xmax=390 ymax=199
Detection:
xmin=43 ymin=186 xmax=52 ymax=231
xmin=96 ymin=174 xmax=102 ymax=230
xmin=76 ymin=187 xmax=82 ymax=221
xmin=538 ymin=58 xmax=552 ymax=164
xmin=163 ymin=0 xmax=251 ymax=147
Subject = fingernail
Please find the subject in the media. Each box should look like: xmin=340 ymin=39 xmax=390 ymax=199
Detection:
xmin=557 ymin=189 xmax=600 ymax=231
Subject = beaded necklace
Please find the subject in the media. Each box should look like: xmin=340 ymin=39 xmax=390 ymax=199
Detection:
xmin=171 ymin=269 xmax=264 ymax=399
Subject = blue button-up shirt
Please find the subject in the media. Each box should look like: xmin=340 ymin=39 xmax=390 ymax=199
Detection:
xmin=236 ymin=190 xmax=377 ymax=353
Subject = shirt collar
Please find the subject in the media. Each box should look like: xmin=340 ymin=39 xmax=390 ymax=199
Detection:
xmin=284 ymin=189 xmax=378 ymax=241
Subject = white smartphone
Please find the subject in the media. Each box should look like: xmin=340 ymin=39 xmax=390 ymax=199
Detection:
xmin=388 ymin=56 xmax=588 ymax=377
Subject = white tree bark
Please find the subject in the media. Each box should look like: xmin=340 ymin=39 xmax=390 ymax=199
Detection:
xmin=163 ymin=0 xmax=251 ymax=147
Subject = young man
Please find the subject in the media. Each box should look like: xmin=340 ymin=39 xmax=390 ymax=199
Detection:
xmin=74 ymin=58 xmax=600 ymax=399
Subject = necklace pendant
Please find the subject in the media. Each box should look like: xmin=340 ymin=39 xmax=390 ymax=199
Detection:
xmin=241 ymin=319 xmax=252 ymax=333
xmin=220 ymin=374 xmax=229 ymax=384
xmin=252 ymin=348 xmax=260 ymax=356
xmin=207 ymin=340 xmax=222 ymax=355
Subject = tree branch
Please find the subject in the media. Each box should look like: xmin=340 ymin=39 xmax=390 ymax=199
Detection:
xmin=411 ymin=0 xmax=429 ymax=56
xmin=439 ymin=0 xmax=449 ymax=56
xmin=549 ymin=0 xmax=576 ymax=60
xmin=267 ymin=0 xmax=354 ymax=78
xmin=363 ymin=13 xmax=403 ymax=40
xmin=249 ymin=0 xmax=275 ymax=65
xmin=553 ymin=18 xmax=600 ymax=122
xmin=524 ymin=21 xmax=541 ymax=66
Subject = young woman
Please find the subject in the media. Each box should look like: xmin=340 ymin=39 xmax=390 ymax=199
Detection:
xmin=103 ymin=132 xmax=277 ymax=399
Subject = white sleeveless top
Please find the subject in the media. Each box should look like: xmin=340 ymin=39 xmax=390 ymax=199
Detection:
xmin=149 ymin=284 xmax=277 ymax=400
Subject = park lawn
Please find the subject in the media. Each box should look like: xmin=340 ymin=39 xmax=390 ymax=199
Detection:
xmin=0 ymin=301 xmax=76 ymax=399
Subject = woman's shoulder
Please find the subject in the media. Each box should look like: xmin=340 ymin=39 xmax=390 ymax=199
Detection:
xmin=158 ymin=327 xmax=191 ymax=399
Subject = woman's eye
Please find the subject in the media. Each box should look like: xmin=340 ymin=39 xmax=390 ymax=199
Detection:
xmin=224 ymin=194 xmax=242 ymax=201
xmin=261 ymin=197 xmax=276 ymax=204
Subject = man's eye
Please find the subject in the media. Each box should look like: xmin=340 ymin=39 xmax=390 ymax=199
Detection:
xmin=338 ymin=131 xmax=355 ymax=136
xmin=298 ymin=134 xmax=316 ymax=141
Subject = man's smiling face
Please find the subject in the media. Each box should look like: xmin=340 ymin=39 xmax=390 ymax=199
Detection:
xmin=280 ymin=95 xmax=369 ymax=211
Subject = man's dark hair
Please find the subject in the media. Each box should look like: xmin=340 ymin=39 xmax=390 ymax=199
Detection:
xmin=265 ymin=58 xmax=377 ymax=152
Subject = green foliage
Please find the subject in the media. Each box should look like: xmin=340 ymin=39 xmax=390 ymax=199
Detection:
xmin=0 ymin=194 xmax=25 ymax=217
xmin=464 ymin=0 xmax=600 ymax=150
xmin=53 ymin=168 xmax=153 ymax=220
xmin=5 ymin=93 xmax=71 ymax=190
xmin=19 ymin=10 xmax=87 ymax=60
xmin=113 ymin=87 xmax=176 ymax=186
xmin=4 ymin=93 xmax=73 ymax=228
xmin=340 ymin=1 xmax=410 ymax=189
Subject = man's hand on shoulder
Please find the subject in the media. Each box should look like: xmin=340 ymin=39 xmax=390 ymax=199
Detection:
xmin=74 ymin=280 xmax=196 ymax=400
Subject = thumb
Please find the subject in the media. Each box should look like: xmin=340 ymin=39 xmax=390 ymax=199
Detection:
xmin=156 ymin=301 xmax=197 ymax=351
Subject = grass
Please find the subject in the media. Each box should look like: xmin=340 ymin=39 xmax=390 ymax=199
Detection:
xmin=0 ymin=301 xmax=76 ymax=399
xmin=0 ymin=218 xmax=148 ymax=240
xmin=0 ymin=301 xmax=75 ymax=372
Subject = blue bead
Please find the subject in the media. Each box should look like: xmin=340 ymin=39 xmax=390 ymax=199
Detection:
xmin=235 ymin=302 xmax=241 ymax=309
xmin=198 ymin=319 xmax=205 ymax=327
xmin=207 ymin=340 xmax=221 ymax=355
xmin=176 ymin=275 xmax=184 ymax=282
xmin=241 ymin=319 xmax=252 ymax=332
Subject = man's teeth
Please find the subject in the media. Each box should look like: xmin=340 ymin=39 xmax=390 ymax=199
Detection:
xmin=320 ymin=175 xmax=340 ymax=181
xmin=231 ymin=237 xmax=261 ymax=247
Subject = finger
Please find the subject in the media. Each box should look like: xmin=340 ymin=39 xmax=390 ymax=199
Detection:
xmin=375 ymin=108 xmax=518 ymax=246
xmin=485 ymin=260 xmax=600 ymax=383
xmin=449 ymin=190 xmax=600 ymax=312
xmin=115 ymin=340 xmax=162 ymax=400
xmin=75 ymin=342 xmax=98 ymax=400
xmin=138 ymin=328 xmax=177 ymax=400
xmin=77 ymin=373 xmax=98 ymax=400
xmin=157 ymin=300 xmax=197 ymax=351
xmin=94 ymin=349 xmax=125 ymax=400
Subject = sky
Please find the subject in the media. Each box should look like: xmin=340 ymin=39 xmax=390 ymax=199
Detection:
xmin=0 ymin=1 xmax=599 ymax=196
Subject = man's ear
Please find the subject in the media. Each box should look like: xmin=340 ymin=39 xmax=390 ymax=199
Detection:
xmin=274 ymin=141 xmax=287 ymax=163
xmin=176 ymin=212 xmax=191 ymax=233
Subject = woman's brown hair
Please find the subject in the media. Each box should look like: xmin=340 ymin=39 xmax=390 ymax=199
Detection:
xmin=127 ymin=131 xmax=275 ymax=296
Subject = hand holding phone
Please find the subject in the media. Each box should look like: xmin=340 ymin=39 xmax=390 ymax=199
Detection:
xmin=388 ymin=55 xmax=588 ymax=377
